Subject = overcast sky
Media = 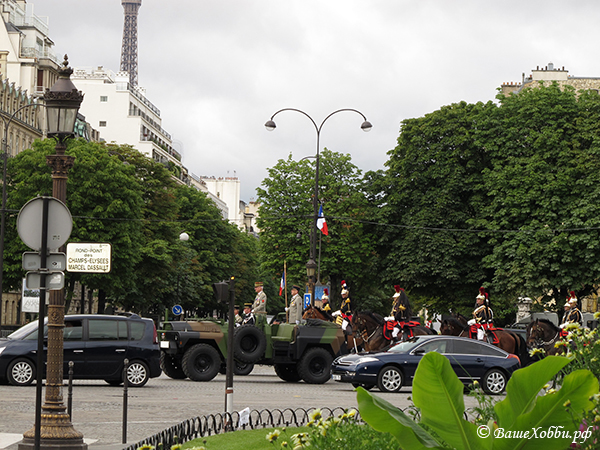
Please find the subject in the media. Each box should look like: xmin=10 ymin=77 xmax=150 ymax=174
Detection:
xmin=32 ymin=0 xmax=600 ymax=201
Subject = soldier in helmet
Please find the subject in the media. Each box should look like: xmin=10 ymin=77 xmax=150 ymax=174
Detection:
xmin=467 ymin=287 xmax=493 ymax=340
xmin=332 ymin=280 xmax=353 ymax=330
xmin=386 ymin=286 xmax=413 ymax=339
xmin=560 ymin=291 xmax=582 ymax=328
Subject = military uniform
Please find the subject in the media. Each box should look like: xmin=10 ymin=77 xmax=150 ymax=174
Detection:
xmin=561 ymin=297 xmax=583 ymax=327
xmin=288 ymin=287 xmax=303 ymax=324
xmin=468 ymin=287 xmax=493 ymax=340
xmin=242 ymin=303 xmax=255 ymax=325
xmin=253 ymin=283 xmax=267 ymax=314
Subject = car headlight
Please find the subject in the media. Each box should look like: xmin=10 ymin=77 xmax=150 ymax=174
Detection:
xmin=357 ymin=356 xmax=379 ymax=364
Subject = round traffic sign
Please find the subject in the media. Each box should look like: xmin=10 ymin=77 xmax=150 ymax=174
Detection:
xmin=17 ymin=196 xmax=73 ymax=251
xmin=172 ymin=305 xmax=183 ymax=316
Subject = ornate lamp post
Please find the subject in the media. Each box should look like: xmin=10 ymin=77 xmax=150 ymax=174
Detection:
xmin=265 ymin=108 xmax=372 ymax=306
xmin=19 ymin=55 xmax=85 ymax=450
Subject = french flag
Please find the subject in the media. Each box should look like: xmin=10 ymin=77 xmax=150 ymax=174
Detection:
xmin=317 ymin=205 xmax=328 ymax=236
xmin=279 ymin=272 xmax=285 ymax=296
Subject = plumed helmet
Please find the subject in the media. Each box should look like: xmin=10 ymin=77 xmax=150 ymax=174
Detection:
xmin=476 ymin=287 xmax=486 ymax=301
xmin=341 ymin=280 xmax=349 ymax=295
xmin=393 ymin=285 xmax=402 ymax=298
xmin=322 ymin=288 xmax=329 ymax=300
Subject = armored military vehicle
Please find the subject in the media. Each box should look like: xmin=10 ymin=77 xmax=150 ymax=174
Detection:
xmin=158 ymin=318 xmax=347 ymax=384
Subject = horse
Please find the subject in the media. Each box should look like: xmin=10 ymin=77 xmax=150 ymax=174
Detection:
xmin=351 ymin=311 xmax=436 ymax=353
xmin=302 ymin=305 xmax=333 ymax=321
xmin=440 ymin=313 xmax=528 ymax=361
xmin=526 ymin=319 xmax=564 ymax=356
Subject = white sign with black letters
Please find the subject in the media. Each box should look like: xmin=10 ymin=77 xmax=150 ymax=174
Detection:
xmin=66 ymin=243 xmax=112 ymax=273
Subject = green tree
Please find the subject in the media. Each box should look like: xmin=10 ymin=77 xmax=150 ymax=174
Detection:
xmin=477 ymin=84 xmax=600 ymax=304
xmin=256 ymin=149 xmax=381 ymax=313
xmin=379 ymin=101 xmax=496 ymax=315
xmin=5 ymin=139 xmax=145 ymax=308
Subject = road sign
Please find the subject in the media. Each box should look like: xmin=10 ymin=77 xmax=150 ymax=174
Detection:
xmin=66 ymin=243 xmax=111 ymax=273
xmin=22 ymin=252 xmax=66 ymax=271
xmin=25 ymin=271 xmax=65 ymax=290
xmin=172 ymin=305 xmax=183 ymax=316
xmin=17 ymin=197 xmax=72 ymax=251
xmin=304 ymin=293 xmax=312 ymax=309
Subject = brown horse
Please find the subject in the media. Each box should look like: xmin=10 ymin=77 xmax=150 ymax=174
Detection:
xmin=526 ymin=319 xmax=563 ymax=356
xmin=303 ymin=305 xmax=333 ymax=321
xmin=351 ymin=311 xmax=435 ymax=352
xmin=303 ymin=305 xmax=364 ymax=352
xmin=440 ymin=313 xmax=525 ymax=357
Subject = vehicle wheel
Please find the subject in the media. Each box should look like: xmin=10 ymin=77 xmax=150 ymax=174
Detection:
xmin=377 ymin=366 xmax=403 ymax=393
xmin=274 ymin=363 xmax=301 ymax=382
xmin=233 ymin=325 xmax=267 ymax=364
xmin=182 ymin=344 xmax=221 ymax=381
xmin=352 ymin=382 xmax=374 ymax=391
xmin=234 ymin=361 xmax=254 ymax=376
xmin=160 ymin=353 xmax=186 ymax=379
xmin=298 ymin=347 xmax=333 ymax=384
xmin=105 ymin=379 xmax=122 ymax=386
xmin=8 ymin=358 xmax=35 ymax=386
xmin=482 ymin=369 xmax=507 ymax=395
xmin=126 ymin=361 xmax=150 ymax=387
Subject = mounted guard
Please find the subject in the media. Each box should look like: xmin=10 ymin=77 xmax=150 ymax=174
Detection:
xmin=383 ymin=286 xmax=420 ymax=341
xmin=332 ymin=280 xmax=353 ymax=331
xmin=467 ymin=287 xmax=494 ymax=341
xmin=560 ymin=291 xmax=582 ymax=331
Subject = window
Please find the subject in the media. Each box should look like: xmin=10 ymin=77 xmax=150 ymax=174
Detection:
xmin=416 ymin=339 xmax=448 ymax=354
xmin=88 ymin=319 xmax=127 ymax=340
xmin=64 ymin=320 xmax=83 ymax=341
xmin=100 ymin=96 xmax=108 ymax=102
xmin=99 ymin=121 xmax=107 ymax=127
xmin=452 ymin=340 xmax=482 ymax=355
xmin=130 ymin=322 xmax=145 ymax=340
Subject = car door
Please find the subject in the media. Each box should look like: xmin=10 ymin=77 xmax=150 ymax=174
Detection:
xmin=446 ymin=339 xmax=486 ymax=382
xmin=62 ymin=318 xmax=86 ymax=377
xmin=84 ymin=318 xmax=129 ymax=379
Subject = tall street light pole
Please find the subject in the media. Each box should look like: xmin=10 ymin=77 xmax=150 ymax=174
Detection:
xmin=19 ymin=55 xmax=85 ymax=450
xmin=0 ymin=102 xmax=44 ymax=328
xmin=265 ymin=108 xmax=372 ymax=307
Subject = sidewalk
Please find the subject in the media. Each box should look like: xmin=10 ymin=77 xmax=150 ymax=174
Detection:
xmin=0 ymin=434 xmax=111 ymax=450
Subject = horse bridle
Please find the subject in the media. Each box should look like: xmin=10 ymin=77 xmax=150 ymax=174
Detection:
xmin=354 ymin=316 xmax=379 ymax=343
xmin=530 ymin=324 xmax=559 ymax=348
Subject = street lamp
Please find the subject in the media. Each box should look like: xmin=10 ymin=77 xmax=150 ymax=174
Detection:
xmin=0 ymin=102 xmax=44 ymax=328
xmin=19 ymin=55 xmax=85 ymax=450
xmin=265 ymin=108 xmax=372 ymax=306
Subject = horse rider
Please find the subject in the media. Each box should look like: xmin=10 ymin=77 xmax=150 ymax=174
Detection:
xmin=560 ymin=292 xmax=583 ymax=328
xmin=467 ymin=287 xmax=494 ymax=341
xmin=385 ymin=286 xmax=413 ymax=339
xmin=241 ymin=303 xmax=255 ymax=325
xmin=332 ymin=280 xmax=353 ymax=331
xmin=285 ymin=285 xmax=303 ymax=325
xmin=321 ymin=288 xmax=331 ymax=311
xmin=252 ymin=281 xmax=267 ymax=325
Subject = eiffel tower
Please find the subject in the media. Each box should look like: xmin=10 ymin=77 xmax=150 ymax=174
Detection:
xmin=120 ymin=0 xmax=142 ymax=86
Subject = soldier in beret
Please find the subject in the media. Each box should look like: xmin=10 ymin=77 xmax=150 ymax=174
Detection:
xmin=252 ymin=281 xmax=267 ymax=315
xmin=286 ymin=285 xmax=303 ymax=325
xmin=242 ymin=302 xmax=255 ymax=325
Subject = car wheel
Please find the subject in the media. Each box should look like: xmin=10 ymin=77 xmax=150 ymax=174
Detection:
xmin=126 ymin=361 xmax=150 ymax=387
xmin=8 ymin=358 xmax=35 ymax=386
xmin=234 ymin=361 xmax=254 ymax=376
xmin=298 ymin=347 xmax=333 ymax=384
xmin=274 ymin=363 xmax=301 ymax=382
xmin=182 ymin=344 xmax=221 ymax=382
xmin=482 ymin=369 xmax=507 ymax=395
xmin=377 ymin=366 xmax=403 ymax=393
xmin=352 ymin=382 xmax=375 ymax=391
xmin=160 ymin=353 xmax=186 ymax=379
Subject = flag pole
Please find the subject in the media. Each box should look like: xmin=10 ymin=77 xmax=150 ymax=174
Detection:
xmin=284 ymin=261 xmax=288 ymax=323
xmin=317 ymin=232 xmax=322 ymax=283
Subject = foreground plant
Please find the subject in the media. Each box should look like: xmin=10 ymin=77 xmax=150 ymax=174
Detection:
xmin=357 ymin=353 xmax=598 ymax=449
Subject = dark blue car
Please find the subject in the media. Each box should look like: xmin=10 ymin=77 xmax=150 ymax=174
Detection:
xmin=0 ymin=314 xmax=161 ymax=387
xmin=331 ymin=335 xmax=520 ymax=394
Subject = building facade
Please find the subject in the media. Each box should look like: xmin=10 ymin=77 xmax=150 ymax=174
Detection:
xmin=71 ymin=66 xmax=188 ymax=185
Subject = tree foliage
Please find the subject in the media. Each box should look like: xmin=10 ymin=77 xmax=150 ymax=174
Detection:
xmin=4 ymin=138 xmax=258 ymax=317
xmin=256 ymin=149 xmax=382 ymax=313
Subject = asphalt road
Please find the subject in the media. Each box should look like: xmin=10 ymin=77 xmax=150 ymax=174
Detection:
xmin=0 ymin=365 xmax=484 ymax=449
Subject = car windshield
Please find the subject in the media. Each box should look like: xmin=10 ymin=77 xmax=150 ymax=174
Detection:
xmin=7 ymin=320 xmax=44 ymax=340
xmin=387 ymin=338 xmax=423 ymax=353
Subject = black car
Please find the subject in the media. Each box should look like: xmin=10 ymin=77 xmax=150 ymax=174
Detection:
xmin=0 ymin=314 xmax=161 ymax=387
xmin=331 ymin=335 xmax=520 ymax=395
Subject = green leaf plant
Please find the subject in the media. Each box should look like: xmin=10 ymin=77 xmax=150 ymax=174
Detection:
xmin=357 ymin=352 xmax=598 ymax=450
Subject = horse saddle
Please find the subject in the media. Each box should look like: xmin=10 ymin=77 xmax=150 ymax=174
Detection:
xmin=383 ymin=320 xmax=421 ymax=341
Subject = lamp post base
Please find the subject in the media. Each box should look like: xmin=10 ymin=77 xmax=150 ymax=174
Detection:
xmin=18 ymin=411 xmax=87 ymax=450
